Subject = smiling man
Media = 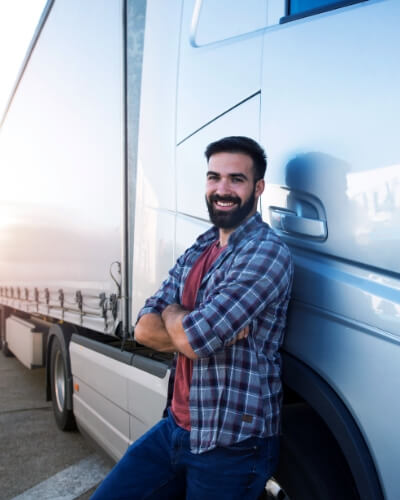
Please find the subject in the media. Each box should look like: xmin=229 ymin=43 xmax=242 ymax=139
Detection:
xmin=92 ymin=137 xmax=293 ymax=500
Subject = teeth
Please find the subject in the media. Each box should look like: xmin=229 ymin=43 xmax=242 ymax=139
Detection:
xmin=216 ymin=201 xmax=234 ymax=207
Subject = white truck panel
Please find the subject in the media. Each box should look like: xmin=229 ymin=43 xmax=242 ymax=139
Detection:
xmin=131 ymin=207 xmax=176 ymax=322
xmin=73 ymin=379 xmax=130 ymax=463
xmin=70 ymin=341 xmax=169 ymax=460
xmin=176 ymin=95 xmax=260 ymax=221
xmin=176 ymin=0 xmax=265 ymax=142
xmin=6 ymin=316 xmax=43 ymax=368
xmin=134 ymin=0 xmax=182 ymax=213
xmin=131 ymin=0 xmax=183 ymax=321
xmin=0 ymin=0 xmax=124 ymax=333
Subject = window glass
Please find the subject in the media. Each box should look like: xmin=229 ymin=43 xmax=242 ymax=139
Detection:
xmin=289 ymin=0 xmax=338 ymax=15
xmin=287 ymin=0 xmax=367 ymax=18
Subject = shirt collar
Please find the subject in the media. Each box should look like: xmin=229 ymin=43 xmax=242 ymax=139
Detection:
xmin=227 ymin=212 xmax=264 ymax=247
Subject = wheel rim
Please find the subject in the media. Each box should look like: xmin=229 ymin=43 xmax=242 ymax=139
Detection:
xmin=54 ymin=349 xmax=65 ymax=412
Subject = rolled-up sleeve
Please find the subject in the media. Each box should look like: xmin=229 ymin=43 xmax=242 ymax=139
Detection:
xmin=182 ymin=238 xmax=292 ymax=358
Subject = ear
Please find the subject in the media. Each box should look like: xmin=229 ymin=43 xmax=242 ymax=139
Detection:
xmin=255 ymin=178 xmax=265 ymax=198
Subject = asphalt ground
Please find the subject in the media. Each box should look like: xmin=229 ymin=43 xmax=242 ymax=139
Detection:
xmin=0 ymin=350 xmax=114 ymax=500
xmin=0 ymin=348 xmax=282 ymax=500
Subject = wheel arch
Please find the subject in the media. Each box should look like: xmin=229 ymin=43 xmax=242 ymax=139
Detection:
xmin=45 ymin=322 xmax=77 ymax=410
xmin=282 ymin=351 xmax=383 ymax=500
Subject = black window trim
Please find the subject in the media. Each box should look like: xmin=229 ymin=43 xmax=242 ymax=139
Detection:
xmin=280 ymin=0 xmax=368 ymax=24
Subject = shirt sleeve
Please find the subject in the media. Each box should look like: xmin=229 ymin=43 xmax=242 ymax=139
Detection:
xmin=182 ymin=238 xmax=293 ymax=358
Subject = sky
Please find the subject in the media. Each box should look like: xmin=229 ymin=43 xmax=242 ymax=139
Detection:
xmin=0 ymin=0 xmax=47 ymax=120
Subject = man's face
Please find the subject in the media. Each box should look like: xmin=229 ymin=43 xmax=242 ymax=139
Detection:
xmin=205 ymin=152 xmax=265 ymax=230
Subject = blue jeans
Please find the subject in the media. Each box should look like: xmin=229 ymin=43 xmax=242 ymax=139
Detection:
xmin=91 ymin=410 xmax=279 ymax=500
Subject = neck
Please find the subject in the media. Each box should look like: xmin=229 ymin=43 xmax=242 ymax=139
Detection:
xmin=218 ymin=228 xmax=233 ymax=247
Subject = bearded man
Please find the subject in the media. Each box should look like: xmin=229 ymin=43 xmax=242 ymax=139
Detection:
xmin=92 ymin=136 xmax=293 ymax=500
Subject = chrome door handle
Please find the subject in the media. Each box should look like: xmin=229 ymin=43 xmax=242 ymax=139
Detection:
xmin=269 ymin=208 xmax=327 ymax=240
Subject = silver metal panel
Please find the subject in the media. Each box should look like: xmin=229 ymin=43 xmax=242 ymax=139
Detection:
xmin=132 ymin=207 xmax=176 ymax=322
xmin=266 ymin=0 xmax=286 ymax=25
xmin=176 ymin=95 xmax=261 ymax=221
xmin=131 ymin=0 xmax=183 ymax=322
xmin=175 ymin=214 xmax=210 ymax=261
xmin=261 ymin=0 xmax=400 ymax=274
xmin=0 ymin=0 xmax=124 ymax=333
xmin=123 ymin=0 xmax=147 ymax=338
xmin=286 ymin=297 xmax=400 ymax=500
xmin=260 ymin=2 xmax=400 ymax=498
xmin=177 ymin=0 xmax=265 ymax=142
xmin=190 ymin=0 xmax=267 ymax=47
xmin=133 ymin=0 xmax=182 ymax=213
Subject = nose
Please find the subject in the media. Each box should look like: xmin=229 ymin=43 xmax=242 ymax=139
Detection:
xmin=215 ymin=178 xmax=231 ymax=196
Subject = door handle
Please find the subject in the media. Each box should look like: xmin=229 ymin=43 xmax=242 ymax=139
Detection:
xmin=269 ymin=208 xmax=327 ymax=240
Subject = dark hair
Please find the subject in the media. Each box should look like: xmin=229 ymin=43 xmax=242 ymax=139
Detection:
xmin=205 ymin=136 xmax=267 ymax=180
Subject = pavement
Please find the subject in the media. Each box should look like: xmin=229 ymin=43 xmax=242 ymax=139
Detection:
xmin=0 ymin=346 xmax=282 ymax=499
xmin=0 ymin=351 xmax=113 ymax=500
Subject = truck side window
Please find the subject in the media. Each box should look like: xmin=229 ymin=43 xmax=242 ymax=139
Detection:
xmin=282 ymin=0 xmax=367 ymax=22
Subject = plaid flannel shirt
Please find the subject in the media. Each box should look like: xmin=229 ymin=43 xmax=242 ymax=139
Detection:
xmin=137 ymin=212 xmax=293 ymax=454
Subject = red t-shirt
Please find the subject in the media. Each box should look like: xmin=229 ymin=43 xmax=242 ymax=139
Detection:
xmin=171 ymin=241 xmax=225 ymax=430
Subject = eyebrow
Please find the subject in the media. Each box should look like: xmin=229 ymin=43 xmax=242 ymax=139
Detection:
xmin=206 ymin=171 xmax=249 ymax=181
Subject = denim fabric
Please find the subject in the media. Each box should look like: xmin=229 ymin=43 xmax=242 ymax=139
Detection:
xmin=91 ymin=411 xmax=279 ymax=500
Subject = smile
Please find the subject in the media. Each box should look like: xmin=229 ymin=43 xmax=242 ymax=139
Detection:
xmin=215 ymin=201 xmax=236 ymax=207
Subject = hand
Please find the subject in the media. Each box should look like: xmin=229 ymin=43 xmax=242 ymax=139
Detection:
xmin=161 ymin=303 xmax=186 ymax=323
xmin=161 ymin=304 xmax=198 ymax=360
xmin=226 ymin=325 xmax=249 ymax=346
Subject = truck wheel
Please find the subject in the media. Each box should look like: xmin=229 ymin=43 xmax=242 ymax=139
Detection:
xmin=50 ymin=336 xmax=76 ymax=430
xmin=273 ymin=403 xmax=359 ymax=500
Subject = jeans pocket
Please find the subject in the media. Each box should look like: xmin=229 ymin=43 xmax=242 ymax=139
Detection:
xmin=224 ymin=437 xmax=263 ymax=454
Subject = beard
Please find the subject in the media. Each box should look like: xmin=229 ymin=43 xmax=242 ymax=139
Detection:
xmin=206 ymin=186 xmax=257 ymax=230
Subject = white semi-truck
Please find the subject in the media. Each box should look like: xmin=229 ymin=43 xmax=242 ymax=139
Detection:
xmin=1 ymin=0 xmax=399 ymax=498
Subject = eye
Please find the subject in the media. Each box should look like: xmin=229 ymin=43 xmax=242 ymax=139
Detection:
xmin=231 ymin=176 xmax=244 ymax=183
xmin=207 ymin=174 xmax=218 ymax=181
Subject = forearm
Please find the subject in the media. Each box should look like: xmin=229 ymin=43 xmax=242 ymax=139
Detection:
xmin=136 ymin=305 xmax=247 ymax=359
xmin=134 ymin=313 xmax=177 ymax=353
xmin=162 ymin=304 xmax=198 ymax=360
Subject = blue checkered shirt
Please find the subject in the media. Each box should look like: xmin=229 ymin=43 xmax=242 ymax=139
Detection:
xmin=137 ymin=212 xmax=293 ymax=454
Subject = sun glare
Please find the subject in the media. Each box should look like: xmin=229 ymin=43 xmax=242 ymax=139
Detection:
xmin=0 ymin=0 xmax=47 ymax=120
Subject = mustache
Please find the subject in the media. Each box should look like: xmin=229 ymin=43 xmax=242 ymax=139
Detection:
xmin=209 ymin=194 xmax=241 ymax=205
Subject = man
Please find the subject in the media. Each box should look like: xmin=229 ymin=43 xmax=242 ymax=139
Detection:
xmin=92 ymin=136 xmax=293 ymax=499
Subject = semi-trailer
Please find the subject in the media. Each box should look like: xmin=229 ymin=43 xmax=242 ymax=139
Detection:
xmin=1 ymin=1 xmax=399 ymax=498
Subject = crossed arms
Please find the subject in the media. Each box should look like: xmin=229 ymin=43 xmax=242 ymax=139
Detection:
xmin=135 ymin=305 xmax=196 ymax=358
xmin=134 ymin=236 xmax=291 ymax=360
xmin=135 ymin=304 xmax=249 ymax=360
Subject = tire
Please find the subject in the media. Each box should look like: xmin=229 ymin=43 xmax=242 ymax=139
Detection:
xmin=50 ymin=336 xmax=76 ymax=431
xmin=273 ymin=403 xmax=359 ymax=500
